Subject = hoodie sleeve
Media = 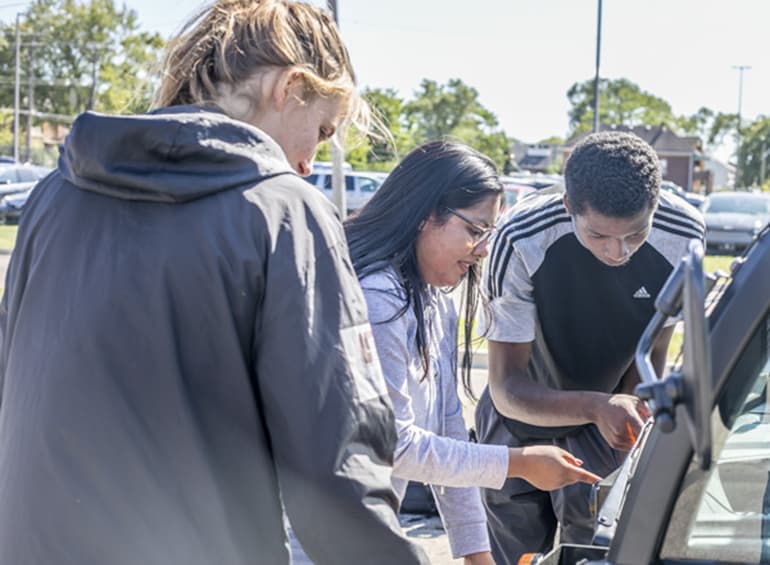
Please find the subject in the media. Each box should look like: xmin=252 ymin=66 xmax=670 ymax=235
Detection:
xmin=251 ymin=187 xmax=427 ymax=565
xmin=363 ymin=282 xmax=509 ymax=491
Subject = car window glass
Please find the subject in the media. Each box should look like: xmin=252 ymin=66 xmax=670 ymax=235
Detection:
xmin=305 ymin=174 xmax=319 ymax=187
xmin=0 ymin=168 xmax=18 ymax=184
xmin=323 ymin=175 xmax=332 ymax=190
xmin=661 ymin=313 xmax=770 ymax=563
xmin=345 ymin=176 xmax=355 ymax=192
xmin=706 ymin=196 xmax=770 ymax=215
xmin=358 ymin=177 xmax=379 ymax=193
xmin=17 ymin=168 xmax=38 ymax=182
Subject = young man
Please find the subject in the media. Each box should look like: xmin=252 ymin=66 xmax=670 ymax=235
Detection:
xmin=476 ymin=131 xmax=705 ymax=565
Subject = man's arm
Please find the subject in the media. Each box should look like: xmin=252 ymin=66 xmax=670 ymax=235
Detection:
xmin=488 ymin=340 xmax=649 ymax=451
xmin=487 ymin=340 xmax=604 ymax=427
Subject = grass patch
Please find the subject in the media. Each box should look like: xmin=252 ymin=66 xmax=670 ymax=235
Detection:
xmin=704 ymin=254 xmax=734 ymax=276
xmin=667 ymin=329 xmax=684 ymax=367
xmin=0 ymin=225 xmax=17 ymax=250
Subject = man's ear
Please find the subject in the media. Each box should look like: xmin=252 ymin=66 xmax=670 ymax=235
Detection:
xmin=562 ymin=192 xmax=573 ymax=215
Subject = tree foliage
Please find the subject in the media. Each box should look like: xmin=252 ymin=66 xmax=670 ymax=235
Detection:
xmin=403 ymin=78 xmax=511 ymax=169
xmin=0 ymin=0 xmax=164 ymax=123
xmin=675 ymin=106 xmax=737 ymax=154
xmin=322 ymin=79 xmax=513 ymax=172
xmin=567 ymin=77 xmax=677 ymax=136
xmin=737 ymin=116 xmax=770 ymax=189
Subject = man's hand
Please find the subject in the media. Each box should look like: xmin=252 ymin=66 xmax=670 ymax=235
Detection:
xmin=508 ymin=445 xmax=602 ymax=491
xmin=592 ymin=394 xmax=650 ymax=450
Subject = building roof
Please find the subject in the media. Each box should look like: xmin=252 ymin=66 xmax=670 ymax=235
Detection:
xmin=569 ymin=124 xmax=702 ymax=154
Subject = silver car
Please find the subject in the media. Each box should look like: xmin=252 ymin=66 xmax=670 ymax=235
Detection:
xmin=703 ymin=191 xmax=770 ymax=254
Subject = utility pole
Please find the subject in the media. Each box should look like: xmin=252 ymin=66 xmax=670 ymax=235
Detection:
xmin=592 ymin=0 xmax=603 ymax=133
xmin=88 ymin=56 xmax=100 ymax=111
xmin=26 ymin=45 xmax=35 ymax=162
xmin=732 ymin=64 xmax=751 ymax=189
xmin=761 ymin=139 xmax=769 ymax=186
xmin=326 ymin=0 xmax=346 ymax=218
xmin=13 ymin=13 xmax=21 ymax=162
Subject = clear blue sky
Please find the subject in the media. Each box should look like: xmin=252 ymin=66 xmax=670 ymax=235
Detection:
xmin=2 ymin=0 xmax=767 ymax=156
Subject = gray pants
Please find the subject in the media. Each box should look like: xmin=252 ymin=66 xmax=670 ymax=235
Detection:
xmin=475 ymin=390 xmax=623 ymax=565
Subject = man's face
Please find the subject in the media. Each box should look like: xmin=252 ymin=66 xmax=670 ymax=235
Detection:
xmin=566 ymin=196 xmax=655 ymax=267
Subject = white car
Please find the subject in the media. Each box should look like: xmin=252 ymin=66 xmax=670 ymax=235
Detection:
xmin=304 ymin=170 xmax=386 ymax=213
xmin=0 ymin=163 xmax=50 ymax=198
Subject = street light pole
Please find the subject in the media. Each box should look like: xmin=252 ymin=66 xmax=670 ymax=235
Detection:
xmin=732 ymin=64 xmax=751 ymax=189
xmin=592 ymin=0 xmax=603 ymax=133
xmin=13 ymin=13 xmax=21 ymax=162
xmin=327 ymin=0 xmax=346 ymax=218
xmin=26 ymin=45 xmax=35 ymax=162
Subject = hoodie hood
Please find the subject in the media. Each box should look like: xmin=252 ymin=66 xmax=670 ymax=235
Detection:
xmin=58 ymin=106 xmax=295 ymax=203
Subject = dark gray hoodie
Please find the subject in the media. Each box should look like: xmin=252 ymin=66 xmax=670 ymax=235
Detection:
xmin=0 ymin=107 xmax=427 ymax=565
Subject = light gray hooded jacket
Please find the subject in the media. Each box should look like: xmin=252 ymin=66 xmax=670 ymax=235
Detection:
xmin=0 ymin=107 xmax=427 ymax=565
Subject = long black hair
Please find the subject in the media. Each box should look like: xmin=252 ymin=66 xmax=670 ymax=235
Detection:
xmin=344 ymin=140 xmax=502 ymax=398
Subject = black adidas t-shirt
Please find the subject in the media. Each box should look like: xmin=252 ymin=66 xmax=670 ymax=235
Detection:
xmin=480 ymin=189 xmax=704 ymax=439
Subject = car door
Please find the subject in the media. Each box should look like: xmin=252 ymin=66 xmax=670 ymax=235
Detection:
xmin=657 ymin=313 xmax=770 ymax=564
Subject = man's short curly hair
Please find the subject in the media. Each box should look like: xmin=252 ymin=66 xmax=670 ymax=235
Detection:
xmin=564 ymin=131 xmax=661 ymax=218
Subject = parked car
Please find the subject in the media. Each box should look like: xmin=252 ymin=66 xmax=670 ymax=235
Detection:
xmin=0 ymin=163 xmax=50 ymax=198
xmin=500 ymin=179 xmax=536 ymax=211
xmin=500 ymin=174 xmax=562 ymax=212
xmin=0 ymin=186 xmax=34 ymax=225
xmin=526 ymin=225 xmax=770 ymax=565
xmin=702 ymin=191 xmax=770 ymax=254
xmin=660 ymin=180 xmax=706 ymax=209
xmin=304 ymin=169 xmax=386 ymax=213
xmin=504 ymin=172 xmax=563 ymax=189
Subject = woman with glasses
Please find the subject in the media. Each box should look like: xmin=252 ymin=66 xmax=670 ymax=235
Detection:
xmin=344 ymin=141 xmax=600 ymax=565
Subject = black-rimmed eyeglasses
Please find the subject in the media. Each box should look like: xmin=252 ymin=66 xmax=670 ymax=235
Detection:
xmin=446 ymin=208 xmax=497 ymax=247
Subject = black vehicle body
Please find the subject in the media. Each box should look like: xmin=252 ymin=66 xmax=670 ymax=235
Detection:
xmin=528 ymin=225 xmax=770 ymax=564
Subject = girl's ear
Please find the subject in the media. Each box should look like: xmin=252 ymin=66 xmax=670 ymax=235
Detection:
xmin=419 ymin=212 xmax=438 ymax=232
xmin=270 ymin=69 xmax=303 ymax=111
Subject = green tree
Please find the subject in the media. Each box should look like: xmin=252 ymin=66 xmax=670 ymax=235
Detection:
xmin=567 ymin=77 xmax=677 ymax=136
xmin=362 ymin=87 xmax=414 ymax=166
xmin=403 ymin=78 xmax=512 ymax=169
xmin=737 ymin=116 xmax=770 ymax=189
xmin=315 ymin=87 xmax=414 ymax=171
xmin=0 ymin=0 xmax=164 ymax=137
xmin=676 ymin=106 xmax=737 ymax=153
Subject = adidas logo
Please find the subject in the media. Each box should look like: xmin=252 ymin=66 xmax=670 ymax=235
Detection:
xmin=633 ymin=286 xmax=651 ymax=299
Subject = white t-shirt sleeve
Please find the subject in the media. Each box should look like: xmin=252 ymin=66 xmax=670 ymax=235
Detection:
xmin=480 ymin=242 xmax=537 ymax=343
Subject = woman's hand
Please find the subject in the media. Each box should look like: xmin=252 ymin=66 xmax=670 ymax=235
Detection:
xmin=508 ymin=445 xmax=602 ymax=491
xmin=464 ymin=550 xmax=496 ymax=565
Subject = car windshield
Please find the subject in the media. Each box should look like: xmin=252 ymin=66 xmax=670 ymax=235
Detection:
xmin=704 ymin=195 xmax=770 ymax=215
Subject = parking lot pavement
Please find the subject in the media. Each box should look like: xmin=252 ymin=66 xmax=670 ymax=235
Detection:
xmin=400 ymin=513 xmax=462 ymax=563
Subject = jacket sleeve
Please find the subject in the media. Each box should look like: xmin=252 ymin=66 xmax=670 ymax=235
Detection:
xmin=252 ymin=194 xmax=427 ymax=565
